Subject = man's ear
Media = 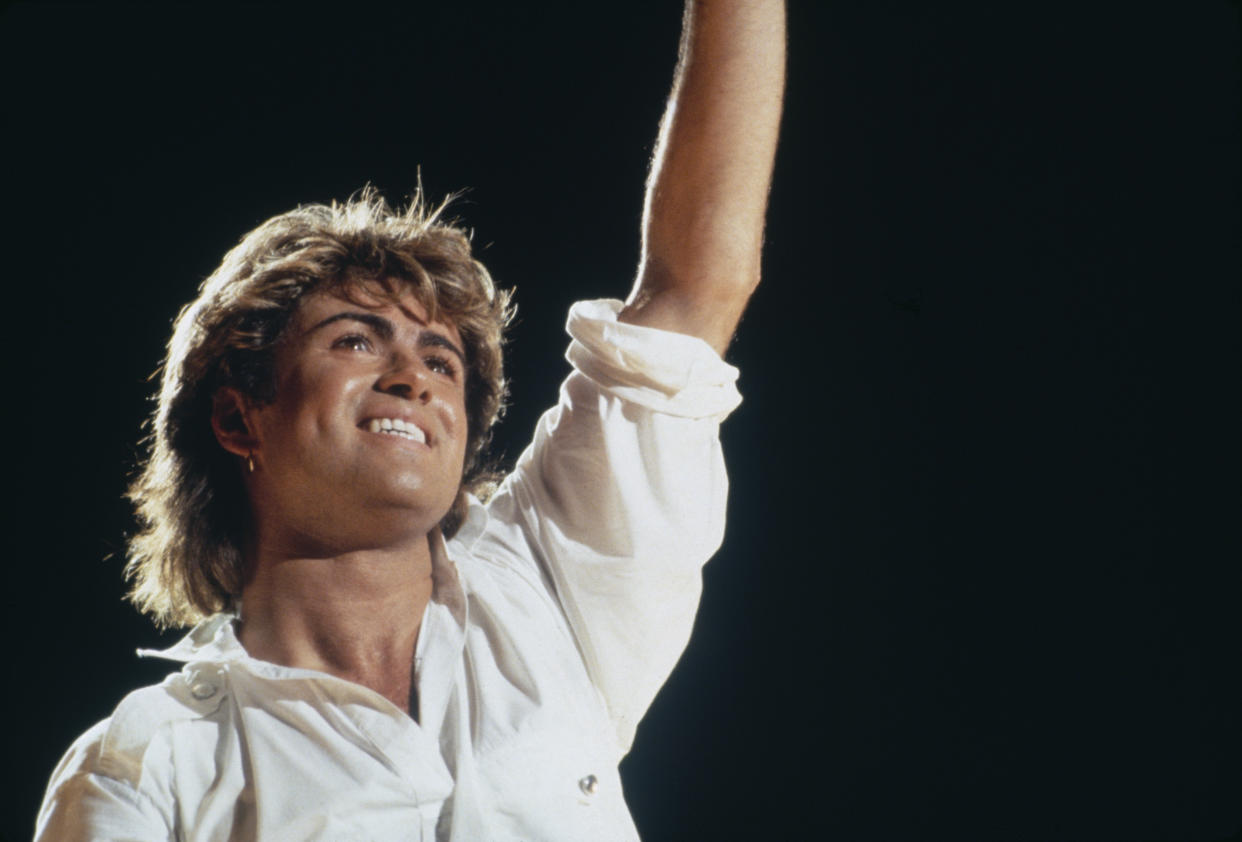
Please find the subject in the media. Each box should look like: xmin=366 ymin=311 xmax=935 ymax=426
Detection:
xmin=211 ymin=387 xmax=261 ymax=459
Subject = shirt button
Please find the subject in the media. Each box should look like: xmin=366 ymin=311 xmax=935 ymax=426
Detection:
xmin=578 ymin=774 xmax=599 ymax=796
xmin=190 ymin=681 xmax=217 ymax=700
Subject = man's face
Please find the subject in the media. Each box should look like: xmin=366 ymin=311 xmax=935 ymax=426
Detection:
xmin=242 ymin=282 xmax=469 ymax=554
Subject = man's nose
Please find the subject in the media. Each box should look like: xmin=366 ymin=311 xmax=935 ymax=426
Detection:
xmin=374 ymin=353 xmax=431 ymax=401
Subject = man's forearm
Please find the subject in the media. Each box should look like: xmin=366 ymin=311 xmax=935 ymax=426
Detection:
xmin=619 ymin=0 xmax=786 ymax=355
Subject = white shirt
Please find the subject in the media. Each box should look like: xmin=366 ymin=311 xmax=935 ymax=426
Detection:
xmin=36 ymin=300 xmax=742 ymax=842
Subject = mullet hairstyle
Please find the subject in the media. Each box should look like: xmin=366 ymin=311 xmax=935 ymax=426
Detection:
xmin=126 ymin=187 xmax=514 ymax=629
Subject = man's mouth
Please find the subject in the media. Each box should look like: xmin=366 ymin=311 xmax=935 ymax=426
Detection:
xmin=365 ymin=417 xmax=427 ymax=445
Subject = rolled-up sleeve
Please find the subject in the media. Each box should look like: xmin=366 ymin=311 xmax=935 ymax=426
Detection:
xmin=478 ymin=299 xmax=741 ymax=751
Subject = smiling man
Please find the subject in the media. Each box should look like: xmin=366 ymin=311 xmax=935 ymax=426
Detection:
xmin=35 ymin=1 xmax=785 ymax=839
xmin=215 ymin=285 xmax=475 ymax=717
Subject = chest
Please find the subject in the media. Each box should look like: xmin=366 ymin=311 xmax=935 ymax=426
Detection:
xmin=161 ymin=606 xmax=634 ymax=841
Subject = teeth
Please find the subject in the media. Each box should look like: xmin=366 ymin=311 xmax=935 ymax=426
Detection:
xmin=366 ymin=418 xmax=426 ymax=444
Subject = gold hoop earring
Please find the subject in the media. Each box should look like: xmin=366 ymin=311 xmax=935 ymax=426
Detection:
xmin=246 ymin=454 xmax=255 ymax=474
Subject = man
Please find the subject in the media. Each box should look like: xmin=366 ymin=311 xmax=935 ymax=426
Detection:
xmin=36 ymin=1 xmax=784 ymax=838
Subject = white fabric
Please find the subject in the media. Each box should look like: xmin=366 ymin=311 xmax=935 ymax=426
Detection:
xmin=36 ymin=299 xmax=741 ymax=842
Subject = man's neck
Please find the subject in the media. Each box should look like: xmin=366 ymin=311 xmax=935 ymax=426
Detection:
xmin=236 ymin=535 xmax=435 ymax=718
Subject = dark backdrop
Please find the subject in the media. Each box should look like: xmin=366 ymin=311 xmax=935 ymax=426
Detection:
xmin=3 ymin=2 xmax=1238 ymax=840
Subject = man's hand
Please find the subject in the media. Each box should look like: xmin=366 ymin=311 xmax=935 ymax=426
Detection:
xmin=618 ymin=0 xmax=786 ymax=356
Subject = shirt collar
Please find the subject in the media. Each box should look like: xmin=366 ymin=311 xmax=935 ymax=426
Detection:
xmin=449 ymin=492 xmax=489 ymax=553
xmin=137 ymin=611 xmax=246 ymax=664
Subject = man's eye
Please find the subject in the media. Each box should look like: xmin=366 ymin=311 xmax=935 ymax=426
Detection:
xmin=425 ymin=355 xmax=456 ymax=377
xmin=333 ymin=334 xmax=373 ymax=352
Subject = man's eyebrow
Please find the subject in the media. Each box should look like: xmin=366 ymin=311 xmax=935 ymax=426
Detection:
xmin=418 ymin=331 xmax=466 ymax=366
xmin=308 ymin=311 xmax=395 ymax=340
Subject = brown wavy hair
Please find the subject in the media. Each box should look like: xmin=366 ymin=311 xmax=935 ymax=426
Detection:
xmin=125 ymin=187 xmax=514 ymax=628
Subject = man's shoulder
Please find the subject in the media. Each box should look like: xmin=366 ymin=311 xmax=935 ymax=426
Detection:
xmin=68 ymin=667 xmax=227 ymax=786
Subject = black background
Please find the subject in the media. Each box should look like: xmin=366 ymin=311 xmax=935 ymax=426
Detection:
xmin=3 ymin=2 xmax=1239 ymax=840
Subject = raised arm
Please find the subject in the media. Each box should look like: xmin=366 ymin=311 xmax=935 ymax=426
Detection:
xmin=618 ymin=0 xmax=786 ymax=355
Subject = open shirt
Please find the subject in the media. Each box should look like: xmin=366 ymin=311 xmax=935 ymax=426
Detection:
xmin=36 ymin=299 xmax=742 ymax=841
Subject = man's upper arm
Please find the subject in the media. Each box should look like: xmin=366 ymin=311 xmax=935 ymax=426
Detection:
xmin=478 ymin=300 xmax=742 ymax=750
